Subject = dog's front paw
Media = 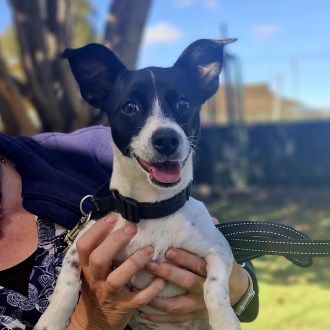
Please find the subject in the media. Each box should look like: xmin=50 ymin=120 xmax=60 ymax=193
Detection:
xmin=33 ymin=322 xmax=67 ymax=330
xmin=33 ymin=314 xmax=69 ymax=330
xmin=209 ymin=308 xmax=242 ymax=330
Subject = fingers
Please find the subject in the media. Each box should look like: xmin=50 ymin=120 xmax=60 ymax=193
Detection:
xmin=105 ymin=246 xmax=154 ymax=293
xmin=131 ymin=278 xmax=166 ymax=307
xmin=146 ymin=260 xmax=204 ymax=293
xmin=212 ymin=217 xmax=220 ymax=225
xmin=165 ymin=248 xmax=207 ymax=277
xmin=76 ymin=215 xmax=138 ymax=281
xmin=148 ymin=294 xmax=205 ymax=315
xmin=72 ymin=217 xmax=171 ymax=327
xmin=140 ymin=310 xmax=208 ymax=324
xmin=89 ymin=223 xmax=138 ymax=280
xmin=144 ymin=248 xmax=209 ymax=323
xmin=76 ymin=214 xmax=118 ymax=267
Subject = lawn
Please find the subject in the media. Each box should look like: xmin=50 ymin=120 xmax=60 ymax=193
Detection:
xmin=203 ymin=186 xmax=330 ymax=330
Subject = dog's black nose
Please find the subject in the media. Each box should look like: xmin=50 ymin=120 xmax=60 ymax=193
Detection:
xmin=152 ymin=128 xmax=181 ymax=155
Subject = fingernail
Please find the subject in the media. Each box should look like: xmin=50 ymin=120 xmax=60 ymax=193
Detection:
xmin=144 ymin=246 xmax=154 ymax=256
xmin=146 ymin=261 xmax=158 ymax=271
xmin=124 ymin=224 xmax=137 ymax=235
xmin=166 ymin=249 xmax=178 ymax=260
xmin=139 ymin=312 xmax=148 ymax=320
xmin=103 ymin=215 xmax=118 ymax=225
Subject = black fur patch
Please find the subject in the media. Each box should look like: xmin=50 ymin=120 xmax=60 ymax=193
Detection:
xmin=209 ymin=276 xmax=218 ymax=282
xmin=70 ymin=261 xmax=79 ymax=269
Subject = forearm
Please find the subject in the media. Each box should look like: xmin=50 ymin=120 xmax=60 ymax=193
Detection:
xmin=67 ymin=292 xmax=131 ymax=330
xmin=229 ymin=260 xmax=250 ymax=305
xmin=233 ymin=261 xmax=259 ymax=322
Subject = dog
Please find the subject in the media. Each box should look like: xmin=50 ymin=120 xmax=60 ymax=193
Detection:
xmin=34 ymin=38 xmax=241 ymax=330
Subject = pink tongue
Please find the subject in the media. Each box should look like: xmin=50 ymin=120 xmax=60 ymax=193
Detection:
xmin=149 ymin=162 xmax=181 ymax=183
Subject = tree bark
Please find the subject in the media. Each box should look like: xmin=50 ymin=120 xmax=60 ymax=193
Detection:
xmin=45 ymin=0 xmax=89 ymax=130
xmin=0 ymin=54 xmax=36 ymax=135
xmin=9 ymin=0 xmax=65 ymax=131
xmin=103 ymin=0 xmax=152 ymax=69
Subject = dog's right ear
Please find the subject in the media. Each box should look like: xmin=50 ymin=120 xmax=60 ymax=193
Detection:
xmin=62 ymin=43 xmax=126 ymax=108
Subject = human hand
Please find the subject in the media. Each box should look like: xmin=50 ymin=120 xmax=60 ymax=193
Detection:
xmin=141 ymin=247 xmax=209 ymax=323
xmin=67 ymin=215 xmax=165 ymax=330
xmin=140 ymin=218 xmax=249 ymax=324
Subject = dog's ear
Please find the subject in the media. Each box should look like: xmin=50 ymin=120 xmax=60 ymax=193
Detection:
xmin=174 ymin=38 xmax=236 ymax=103
xmin=62 ymin=43 xmax=126 ymax=108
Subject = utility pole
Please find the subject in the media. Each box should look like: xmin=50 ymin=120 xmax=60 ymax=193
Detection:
xmin=291 ymin=59 xmax=300 ymax=118
xmin=272 ymin=72 xmax=283 ymax=121
xmin=219 ymin=22 xmax=248 ymax=189
xmin=220 ymin=23 xmax=235 ymax=124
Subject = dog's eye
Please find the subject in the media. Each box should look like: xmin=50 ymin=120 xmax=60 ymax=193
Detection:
xmin=121 ymin=101 xmax=139 ymax=116
xmin=176 ymin=98 xmax=190 ymax=111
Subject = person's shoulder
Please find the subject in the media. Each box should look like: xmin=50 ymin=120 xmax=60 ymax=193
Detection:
xmin=32 ymin=125 xmax=111 ymax=153
xmin=64 ymin=125 xmax=111 ymax=138
xmin=32 ymin=125 xmax=113 ymax=169
xmin=33 ymin=125 xmax=111 ymax=145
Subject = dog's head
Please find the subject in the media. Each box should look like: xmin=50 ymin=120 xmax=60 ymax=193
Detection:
xmin=63 ymin=39 xmax=235 ymax=191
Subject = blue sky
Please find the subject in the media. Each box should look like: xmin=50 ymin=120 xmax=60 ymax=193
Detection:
xmin=1 ymin=0 xmax=330 ymax=110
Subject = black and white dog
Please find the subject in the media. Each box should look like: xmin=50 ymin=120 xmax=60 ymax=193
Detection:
xmin=34 ymin=38 xmax=241 ymax=330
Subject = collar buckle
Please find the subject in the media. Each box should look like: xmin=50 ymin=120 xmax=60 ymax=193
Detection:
xmin=112 ymin=190 xmax=140 ymax=223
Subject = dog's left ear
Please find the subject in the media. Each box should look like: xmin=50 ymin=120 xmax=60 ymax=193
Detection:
xmin=174 ymin=38 xmax=236 ymax=103
xmin=62 ymin=43 xmax=126 ymax=108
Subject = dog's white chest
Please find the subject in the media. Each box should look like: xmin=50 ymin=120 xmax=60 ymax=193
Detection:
xmin=114 ymin=198 xmax=212 ymax=263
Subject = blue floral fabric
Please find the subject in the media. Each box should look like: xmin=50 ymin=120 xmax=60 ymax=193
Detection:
xmin=0 ymin=219 xmax=63 ymax=330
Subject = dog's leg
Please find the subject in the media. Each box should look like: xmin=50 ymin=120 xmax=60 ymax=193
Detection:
xmin=33 ymin=221 xmax=95 ymax=330
xmin=204 ymin=249 xmax=241 ymax=330
xmin=180 ymin=231 xmax=241 ymax=330
xmin=177 ymin=201 xmax=242 ymax=330
xmin=33 ymin=245 xmax=81 ymax=330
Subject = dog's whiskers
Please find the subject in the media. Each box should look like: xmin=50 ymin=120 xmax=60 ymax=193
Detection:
xmin=180 ymin=122 xmax=190 ymax=129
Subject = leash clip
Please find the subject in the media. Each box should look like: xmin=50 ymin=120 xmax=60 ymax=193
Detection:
xmin=63 ymin=211 xmax=92 ymax=254
xmin=80 ymin=194 xmax=94 ymax=216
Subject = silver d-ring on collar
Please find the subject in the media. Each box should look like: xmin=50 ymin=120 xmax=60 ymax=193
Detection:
xmin=80 ymin=194 xmax=94 ymax=216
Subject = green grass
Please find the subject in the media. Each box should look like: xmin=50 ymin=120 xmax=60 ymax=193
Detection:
xmin=243 ymin=280 xmax=330 ymax=330
xmin=202 ymin=186 xmax=330 ymax=330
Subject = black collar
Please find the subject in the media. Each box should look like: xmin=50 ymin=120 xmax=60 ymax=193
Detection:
xmin=90 ymin=183 xmax=191 ymax=223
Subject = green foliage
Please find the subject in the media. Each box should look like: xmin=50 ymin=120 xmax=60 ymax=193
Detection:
xmin=71 ymin=0 xmax=98 ymax=47
xmin=0 ymin=27 xmax=20 ymax=63
xmin=0 ymin=0 xmax=98 ymax=60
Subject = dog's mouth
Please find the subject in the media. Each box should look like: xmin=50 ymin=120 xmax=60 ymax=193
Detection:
xmin=135 ymin=157 xmax=182 ymax=186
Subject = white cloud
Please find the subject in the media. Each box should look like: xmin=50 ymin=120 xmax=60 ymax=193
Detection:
xmin=175 ymin=0 xmax=220 ymax=10
xmin=251 ymin=24 xmax=281 ymax=42
xmin=205 ymin=0 xmax=220 ymax=10
xmin=142 ymin=22 xmax=183 ymax=48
